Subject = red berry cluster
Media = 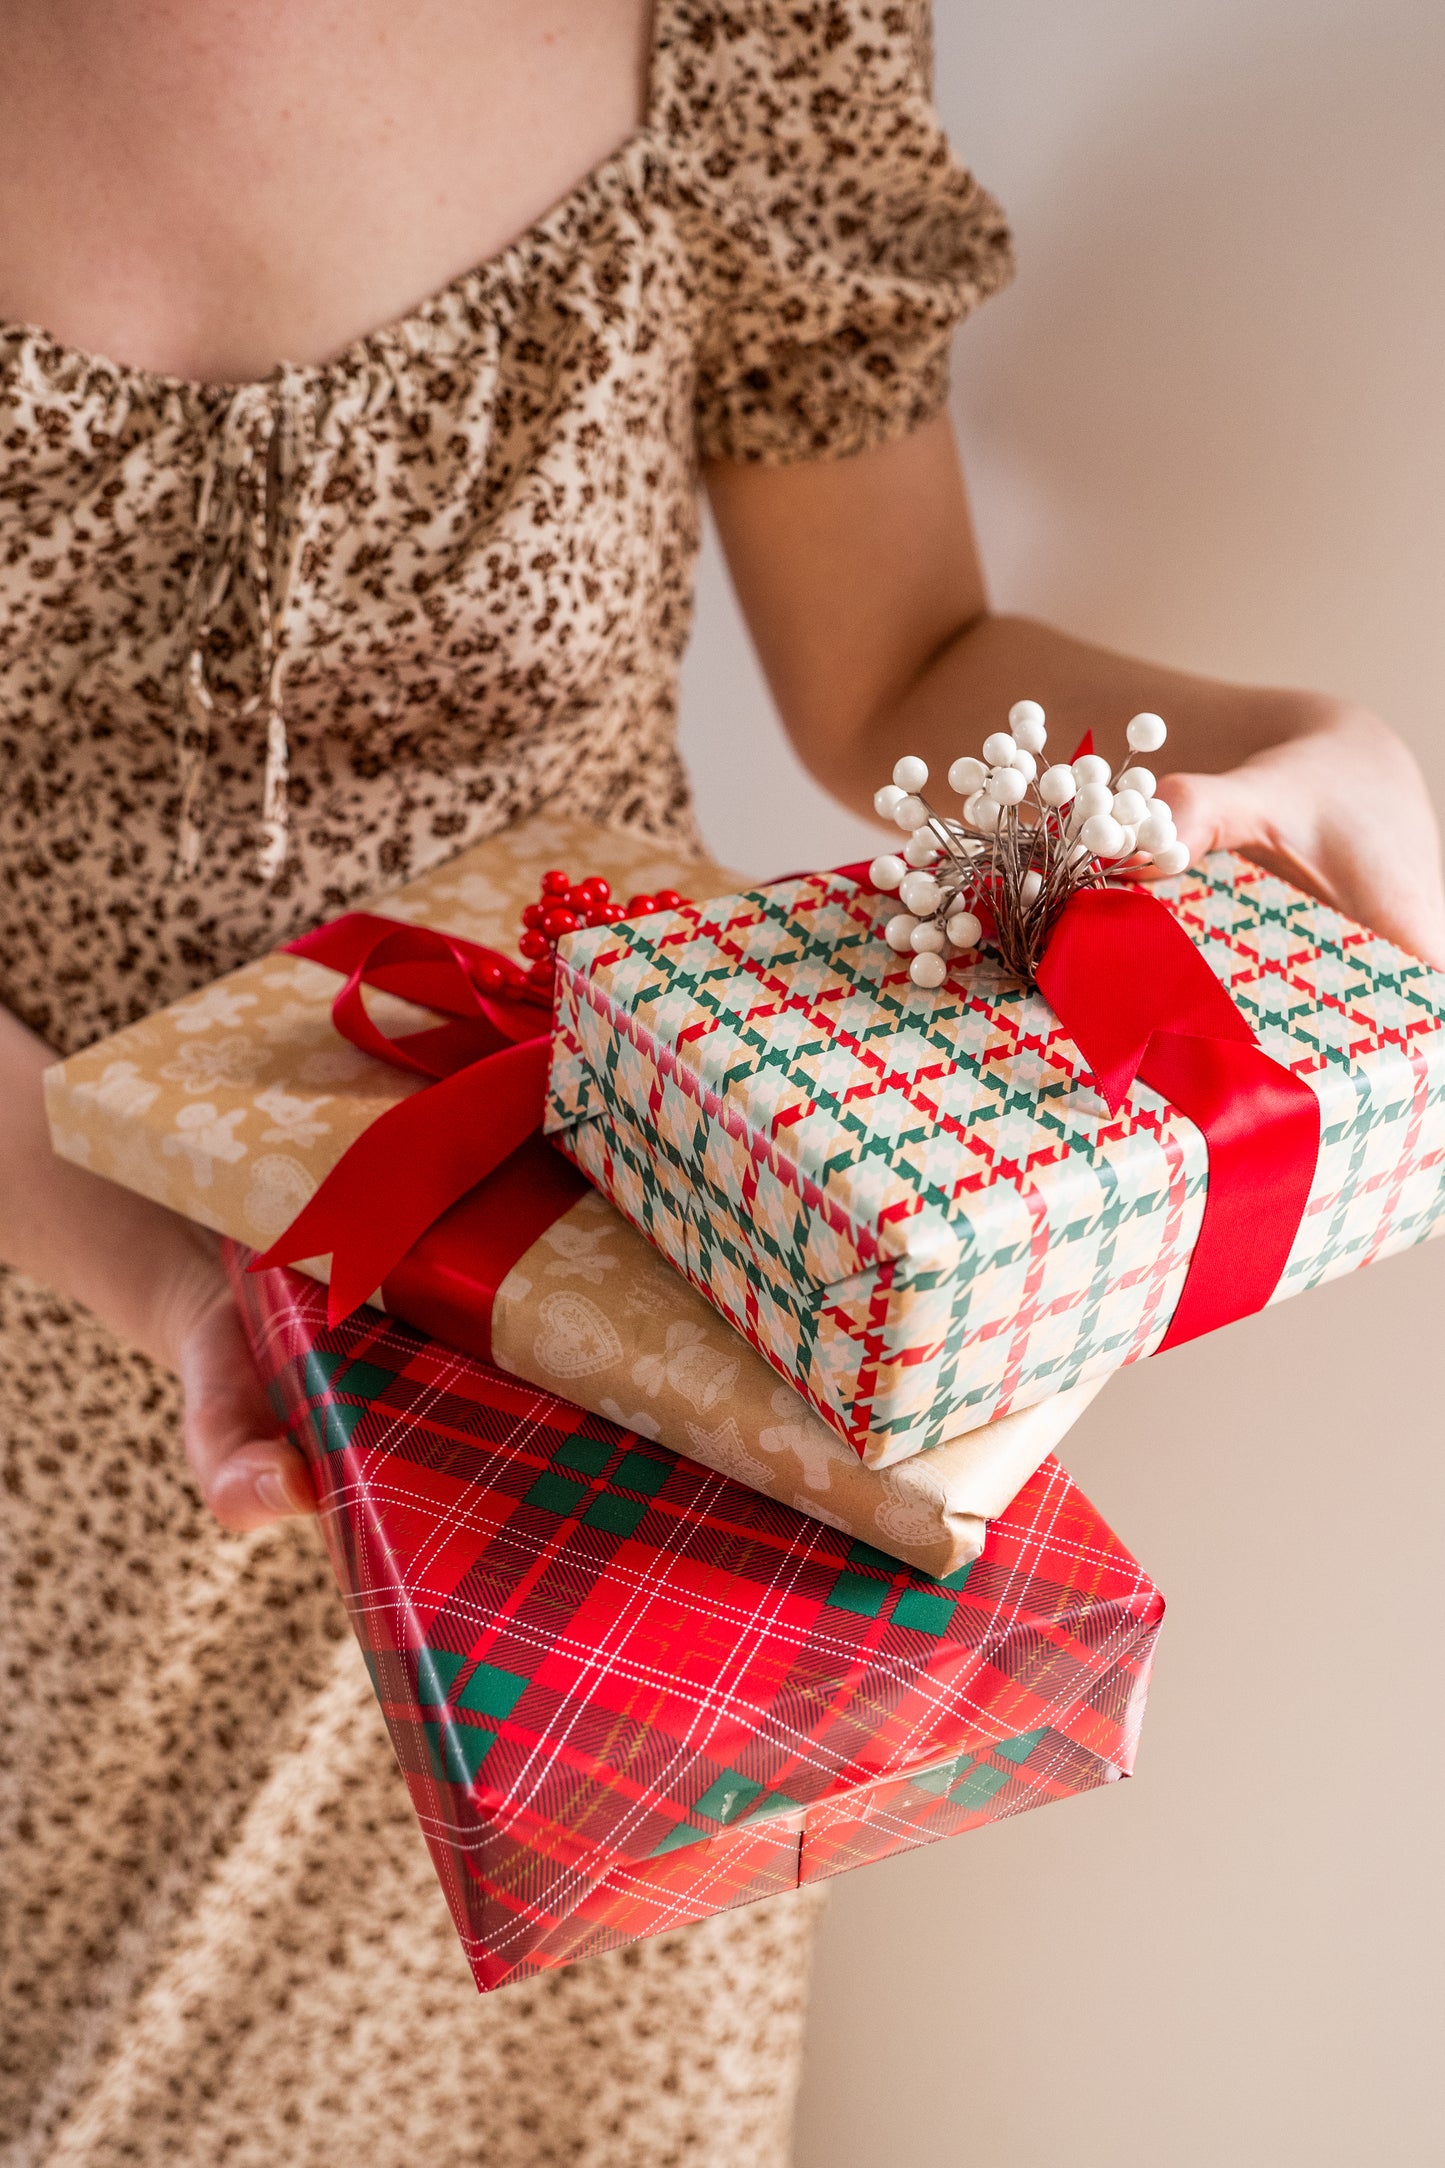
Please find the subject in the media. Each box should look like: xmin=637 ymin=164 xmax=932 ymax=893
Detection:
xmin=512 ymin=869 xmax=688 ymax=998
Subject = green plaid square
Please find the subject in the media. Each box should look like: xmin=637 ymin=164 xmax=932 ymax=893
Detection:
xmin=826 ymin=1571 xmax=889 ymax=1619
xmin=556 ymin=1433 xmax=612 ymax=1476
xmin=456 ymin=1662 xmax=528 ymax=1721
xmin=298 ymin=1346 xmax=376 ymax=1453
xmin=416 ymin=1645 xmax=465 ymax=1705
xmin=422 ymin=1719 xmax=496 ymax=1786
xmin=615 ymin=1450 xmax=670 ymax=1495
xmin=650 ymin=1820 xmax=710 ymax=1857
xmin=582 ymin=1493 xmax=648 ymax=1538
xmin=301 ymin=1348 xmax=349 ymax=1399
xmin=336 ymin=1357 xmax=397 ymax=1399
xmin=746 ymin=1789 xmax=806 ymax=1823
xmin=993 ymin=1726 xmax=1048 ymax=1765
xmin=694 ymin=1771 xmax=764 ymax=1824
xmin=846 ymin=1539 xmax=899 ymax=1572
xmin=951 ymin=1761 xmax=1011 ymax=1811
xmin=318 ymin=1400 xmax=369 ymax=1455
xmin=892 ymin=1588 xmax=956 ymax=1636
xmin=913 ymin=1753 xmax=973 ymax=1797
xmin=524 ymin=1470 xmax=586 ymax=1517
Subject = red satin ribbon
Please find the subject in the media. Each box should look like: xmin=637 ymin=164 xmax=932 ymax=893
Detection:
xmin=252 ymin=915 xmax=585 ymax=1329
xmin=1036 ymin=885 xmax=1319 ymax=1347
xmin=380 ymin=1132 xmax=589 ymax=1362
xmin=257 ymin=871 xmax=1320 ymax=1361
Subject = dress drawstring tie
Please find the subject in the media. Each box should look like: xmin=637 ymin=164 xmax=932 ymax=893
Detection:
xmin=175 ymin=367 xmax=313 ymax=882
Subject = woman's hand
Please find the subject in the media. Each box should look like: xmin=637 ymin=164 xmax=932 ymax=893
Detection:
xmin=1 ymin=1001 xmax=314 ymax=1533
xmin=157 ymin=1241 xmax=316 ymax=1534
xmin=1145 ymin=707 xmax=1445 ymax=967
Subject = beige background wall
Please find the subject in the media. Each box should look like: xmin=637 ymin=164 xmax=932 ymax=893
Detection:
xmin=678 ymin=2 xmax=1445 ymax=2162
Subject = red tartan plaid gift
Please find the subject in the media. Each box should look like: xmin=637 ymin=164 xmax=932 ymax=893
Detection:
xmin=230 ymin=1245 xmax=1164 ymax=1992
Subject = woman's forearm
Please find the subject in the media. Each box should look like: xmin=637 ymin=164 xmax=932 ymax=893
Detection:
xmin=709 ymin=419 xmax=1333 ymax=800
xmin=827 ymin=609 xmax=1337 ymax=819
xmin=0 ymin=1002 xmax=216 ymax=1364
xmin=1 ymin=1001 xmax=309 ymax=1524
xmin=851 ymin=613 xmax=1445 ymax=962
xmin=708 ymin=422 xmax=1445 ymax=962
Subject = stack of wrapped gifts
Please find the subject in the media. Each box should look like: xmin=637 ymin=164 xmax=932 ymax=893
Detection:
xmin=48 ymin=714 xmax=1445 ymax=1988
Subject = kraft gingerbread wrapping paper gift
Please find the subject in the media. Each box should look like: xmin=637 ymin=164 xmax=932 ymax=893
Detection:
xmin=547 ymin=851 xmax=1445 ymax=1467
xmin=486 ymin=1182 xmax=1103 ymax=1577
xmin=44 ymin=811 xmax=1094 ymax=1578
xmin=232 ymin=1249 xmax=1163 ymax=1991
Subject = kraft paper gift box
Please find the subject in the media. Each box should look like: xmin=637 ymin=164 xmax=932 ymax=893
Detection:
xmin=546 ymin=852 xmax=1445 ymax=1467
xmin=232 ymin=1248 xmax=1163 ymax=1991
xmin=44 ymin=811 xmax=1097 ymax=1578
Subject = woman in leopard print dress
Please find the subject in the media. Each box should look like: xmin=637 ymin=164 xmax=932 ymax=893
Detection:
xmin=0 ymin=7 xmax=1014 ymax=2162
xmin=2 ymin=3 xmax=1439 ymax=2164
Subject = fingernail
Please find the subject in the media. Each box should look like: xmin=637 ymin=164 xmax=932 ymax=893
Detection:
xmin=255 ymin=1469 xmax=305 ymax=1517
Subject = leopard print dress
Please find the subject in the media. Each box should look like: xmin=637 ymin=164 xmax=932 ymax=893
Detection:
xmin=0 ymin=6 xmax=1012 ymax=2162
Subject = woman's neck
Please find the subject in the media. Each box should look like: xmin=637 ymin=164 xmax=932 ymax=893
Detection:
xmin=0 ymin=0 xmax=652 ymax=383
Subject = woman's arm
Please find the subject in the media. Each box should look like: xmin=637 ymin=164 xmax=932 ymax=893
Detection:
xmin=706 ymin=415 xmax=1445 ymax=965
xmin=0 ymin=1003 xmax=312 ymax=1529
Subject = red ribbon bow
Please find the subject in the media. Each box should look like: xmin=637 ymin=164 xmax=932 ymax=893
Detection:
xmin=252 ymin=914 xmax=585 ymax=1338
xmin=256 ymin=878 xmax=1320 ymax=1365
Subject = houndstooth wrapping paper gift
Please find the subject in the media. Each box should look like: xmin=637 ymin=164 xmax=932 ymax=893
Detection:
xmin=547 ymin=851 xmax=1445 ymax=1467
xmin=232 ymin=1248 xmax=1162 ymax=1990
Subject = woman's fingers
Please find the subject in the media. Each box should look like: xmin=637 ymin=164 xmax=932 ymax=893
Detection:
xmin=1114 ymin=766 xmax=1266 ymax=892
xmin=1135 ymin=736 xmax=1445 ymax=966
xmin=1152 ymin=767 xmax=1264 ymax=866
xmin=176 ymin=1297 xmax=315 ymax=1531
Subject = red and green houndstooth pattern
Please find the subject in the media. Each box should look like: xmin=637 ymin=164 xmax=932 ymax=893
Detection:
xmin=231 ymin=1250 xmax=1163 ymax=1992
xmin=547 ymin=852 xmax=1445 ymax=1466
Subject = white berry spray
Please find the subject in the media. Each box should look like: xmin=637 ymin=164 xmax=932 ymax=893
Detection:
xmin=869 ymin=705 xmax=1190 ymax=988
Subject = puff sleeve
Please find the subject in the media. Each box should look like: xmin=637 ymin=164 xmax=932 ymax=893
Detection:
xmin=661 ymin=0 xmax=1014 ymax=463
